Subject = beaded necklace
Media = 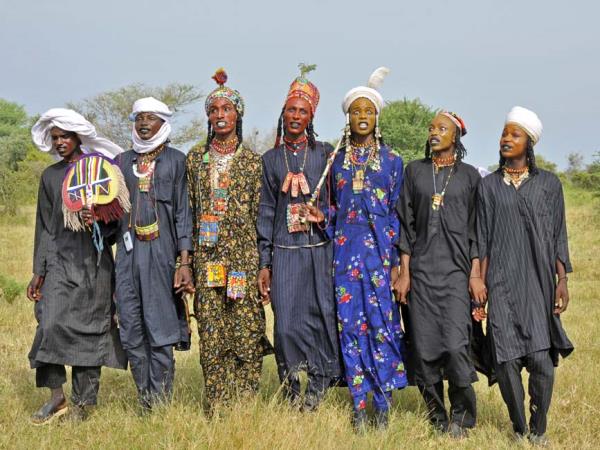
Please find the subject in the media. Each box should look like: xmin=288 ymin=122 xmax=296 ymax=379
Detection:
xmin=432 ymin=153 xmax=456 ymax=174
xmin=503 ymin=165 xmax=529 ymax=189
xmin=349 ymin=145 xmax=375 ymax=194
xmin=208 ymin=138 xmax=239 ymax=216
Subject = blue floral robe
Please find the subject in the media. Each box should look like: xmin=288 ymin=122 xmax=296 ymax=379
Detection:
xmin=327 ymin=145 xmax=408 ymax=402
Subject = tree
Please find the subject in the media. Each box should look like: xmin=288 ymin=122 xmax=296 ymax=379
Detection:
xmin=534 ymin=154 xmax=558 ymax=173
xmin=566 ymin=152 xmax=585 ymax=178
xmin=0 ymin=99 xmax=52 ymax=215
xmin=68 ymin=83 xmax=206 ymax=150
xmin=379 ymin=98 xmax=437 ymax=163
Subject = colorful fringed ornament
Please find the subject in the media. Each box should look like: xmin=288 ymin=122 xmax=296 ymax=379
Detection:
xmin=61 ymin=153 xmax=131 ymax=232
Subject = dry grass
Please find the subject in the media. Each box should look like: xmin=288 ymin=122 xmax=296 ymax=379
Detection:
xmin=0 ymin=188 xmax=599 ymax=449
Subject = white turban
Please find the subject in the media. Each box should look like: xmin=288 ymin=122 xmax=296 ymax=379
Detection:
xmin=342 ymin=67 xmax=390 ymax=114
xmin=505 ymin=106 xmax=543 ymax=145
xmin=130 ymin=97 xmax=173 ymax=154
xmin=31 ymin=108 xmax=124 ymax=159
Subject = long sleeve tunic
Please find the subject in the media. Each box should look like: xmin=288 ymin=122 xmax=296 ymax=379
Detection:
xmin=29 ymin=160 xmax=126 ymax=369
xmin=397 ymin=159 xmax=480 ymax=385
xmin=477 ymin=169 xmax=573 ymax=365
xmin=114 ymin=146 xmax=193 ymax=350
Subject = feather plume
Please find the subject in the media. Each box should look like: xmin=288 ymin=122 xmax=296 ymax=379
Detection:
xmin=367 ymin=67 xmax=390 ymax=90
xmin=212 ymin=68 xmax=228 ymax=86
xmin=298 ymin=62 xmax=317 ymax=78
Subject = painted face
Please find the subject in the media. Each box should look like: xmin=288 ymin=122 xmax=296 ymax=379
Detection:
xmin=50 ymin=127 xmax=81 ymax=160
xmin=500 ymin=123 xmax=529 ymax=159
xmin=134 ymin=112 xmax=164 ymax=140
xmin=349 ymin=97 xmax=377 ymax=137
xmin=208 ymin=97 xmax=238 ymax=138
xmin=283 ymin=97 xmax=312 ymax=136
xmin=428 ymin=114 xmax=456 ymax=153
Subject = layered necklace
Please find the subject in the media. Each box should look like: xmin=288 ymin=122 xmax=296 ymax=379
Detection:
xmin=209 ymin=136 xmax=239 ymax=216
xmin=503 ymin=165 xmax=529 ymax=189
xmin=432 ymin=153 xmax=456 ymax=174
xmin=431 ymin=155 xmax=456 ymax=210
xmin=132 ymin=144 xmax=165 ymax=241
xmin=281 ymin=135 xmax=310 ymax=197
xmin=342 ymin=137 xmax=381 ymax=194
xmin=349 ymin=139 xmax=375 ymax=194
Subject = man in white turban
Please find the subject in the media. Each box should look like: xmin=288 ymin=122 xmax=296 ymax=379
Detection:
xmin=476 ymin=106 xmax=573 ymax=445
xmin=27 ymin=109 xmax=126 ymax=424
xmin=114 ymin=97 xmax=194 ymax=411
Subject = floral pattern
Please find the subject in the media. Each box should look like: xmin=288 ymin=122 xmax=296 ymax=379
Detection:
xmin=327 ymin=145 xmax=408 ymax=401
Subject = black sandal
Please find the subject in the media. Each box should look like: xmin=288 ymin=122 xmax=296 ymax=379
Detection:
xmin=30 ymin=399 xmax=68 ymax=425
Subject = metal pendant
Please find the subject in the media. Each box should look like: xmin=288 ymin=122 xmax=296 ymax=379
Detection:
xmin=431 ymin=193 xmax=443 ymax=210
xmin=352 ymin=169 xmax=364 ymax=194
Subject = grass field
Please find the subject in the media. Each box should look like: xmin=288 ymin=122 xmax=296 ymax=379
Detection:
xmin=1 ymin=187 xmax=599 ymax=450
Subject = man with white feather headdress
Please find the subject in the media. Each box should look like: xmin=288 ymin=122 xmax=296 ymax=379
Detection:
xmin=305 ymin=67 xmax=408 ymax=430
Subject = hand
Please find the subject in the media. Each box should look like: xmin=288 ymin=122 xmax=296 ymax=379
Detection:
xmin=554 ymin=278 xmax=569 ymax=314
xmin=390 ymin=266 xmax=399 ymax=291
xmin=26 ymin=274 xmax=45 ymax=302
xmin=393 ymin=273 xmax=410 ymax=305
xmin=300 ymin=204 xmax=325 ymax=223
xmin=174 ymin=266 xmax=195 ymax=295
xmin=469 ymin=277 xmax=487 ymax=306
xmin=81 ymin=207 xmax=94 ymax=226
xmin=472 ymin=306 xmax=487 ymax=322
xmin=257 ymin=268 xmax=271 ymax=305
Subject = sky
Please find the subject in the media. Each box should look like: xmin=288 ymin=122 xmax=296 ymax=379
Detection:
xmin=1 ymin=0 xmax=598 ymax=169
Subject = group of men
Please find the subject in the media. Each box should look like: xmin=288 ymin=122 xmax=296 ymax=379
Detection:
xmin=25 ymin=66 xmax=572 ymax=446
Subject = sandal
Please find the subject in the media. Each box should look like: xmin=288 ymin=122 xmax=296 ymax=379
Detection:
xmin=30 ymin=399 xmax=69 ymax=425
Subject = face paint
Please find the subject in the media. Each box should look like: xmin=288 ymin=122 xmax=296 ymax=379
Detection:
xmin=500 ymin=123 xmax=528 ymax=159
xmin=50 ymin=127 xmax=81 ymax=161
xmin=283 ymin=97 xmax=311 ymax=139
xmin=134 ymin=112 xmax=164 ymax=140
xmin=428 ymin=114 xmax=456 ymax=153
xmin=208 ymin=97 xmax=238 ymax=139
xmin=348 ymin=97 xmax=377 ymax=138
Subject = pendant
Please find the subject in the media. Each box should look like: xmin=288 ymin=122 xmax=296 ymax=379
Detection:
xmin=291 ymin=174 xmax=300 ymax=198
xmin=431 ymin=193 xmax=443 ymax=210
xmin=352 ymin=169 xmax=364 ymax=194
xmin=281 ymin=172 xmax=293 ymax=194
xmin=297 ymin=173 xmax=310 ymax=195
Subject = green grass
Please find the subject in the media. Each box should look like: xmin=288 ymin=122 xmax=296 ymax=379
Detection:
xmin=1 ymin=190 xmax=599 ymax=449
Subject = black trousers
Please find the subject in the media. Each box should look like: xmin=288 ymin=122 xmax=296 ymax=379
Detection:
xmin=36 ymin=364 xmax=101 ymax=406
xmin=494 ymin=350 xmax=554 ymax=436
xmin=418 ymin=382 xmax=477 ymax=430
xmin=126 ymin=340 xmax=174 ymax=408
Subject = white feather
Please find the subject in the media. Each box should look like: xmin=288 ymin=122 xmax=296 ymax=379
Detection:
xmin=367 ymin=67 xmax=390 ymax=90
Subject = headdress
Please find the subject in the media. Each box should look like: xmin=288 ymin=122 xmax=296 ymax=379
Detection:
xmin=341 ymin=67 xmax=391 ymax=150
xmin=205 ymin=68 xmax=245 ymax=117
xmin=31 ymin=108 xmax=124 ymax=159
xmin=439 ymin=111 xmax=467 ymax=136
xmin=129 ymin=97 xmax=173 ymax=154
xmin=342 ymin=66 xmax=389 ymax=114
xmin=505 ymin=106 xmax=543 ymax=145
xmin=284 ymin=63 xmax=320 ymax=115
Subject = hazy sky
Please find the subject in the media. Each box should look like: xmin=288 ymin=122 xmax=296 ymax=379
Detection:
xmin=1 ymin=0 xmax=598 ymax=168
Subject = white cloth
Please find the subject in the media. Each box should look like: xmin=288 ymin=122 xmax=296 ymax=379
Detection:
xmin=31 ymin=108 xmax=124 ymax=159
xmin=342 ymin=67 xmax=390 ymax=113
xmin=129 ymin=97 xmax=173 ymax=154
xmin=505 ymin=106 xmax=543 ymax=145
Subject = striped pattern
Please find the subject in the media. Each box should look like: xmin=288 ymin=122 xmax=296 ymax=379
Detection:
xmin=477 ymin=169 xmax=573 ymax=364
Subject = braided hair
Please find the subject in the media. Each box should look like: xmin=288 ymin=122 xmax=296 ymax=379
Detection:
xmin=497 ymin=137 xmax=538 ymax=174
xmin=274 ymin=107 xmax=317 ymax=150
xmin=424 ymin=125 xmax=467 ymax=162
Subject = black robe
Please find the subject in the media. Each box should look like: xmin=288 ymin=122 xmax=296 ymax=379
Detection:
xmin=477 ymin=169 xmax=573 ymax=365
xmin=29 ymin=160 xmax=126 ymax=369
xmin=397 ymin=159 xmax=480 ymax=385
xmin=115 ymin=147 xmax=193 ymax=350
